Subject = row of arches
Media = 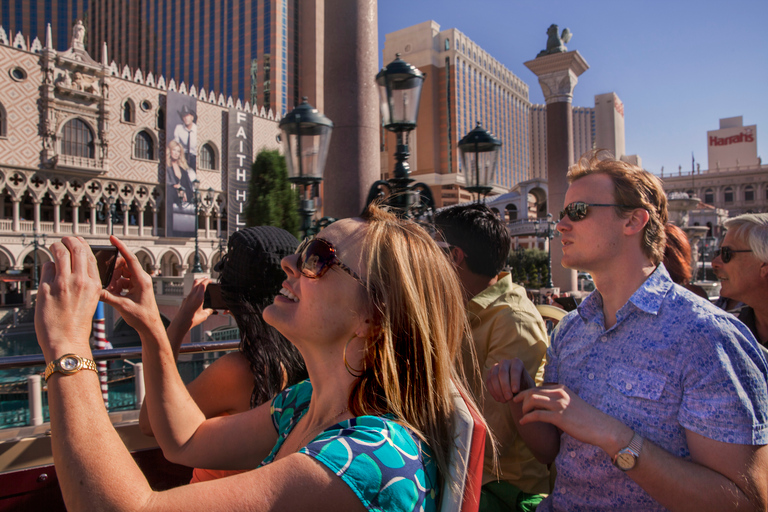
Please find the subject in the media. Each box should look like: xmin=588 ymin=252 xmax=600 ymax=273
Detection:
xmin=672 ymin=184 xmax=768 ymax=206
xmin=0 ymin=243 xmax=225 ymax=280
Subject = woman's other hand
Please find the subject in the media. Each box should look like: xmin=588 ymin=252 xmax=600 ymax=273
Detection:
xmin=100 ymin=235 xmax=163 ymax=337
xmin=176 ymin=277 xmax=215 ymax=329
xmin=35 ymin=237 xmax=102 ymax=361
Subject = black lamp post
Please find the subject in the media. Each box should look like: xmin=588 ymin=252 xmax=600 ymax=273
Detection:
xmin=21 ymin=230 xmax=46 ymax=290
xmin=458 ymin=121 xmax=502 ymax=202
xmin=191 ymin=179 xmax=203 ymax=273
xmin=534 ymin=213 xmax=556 ymax=288
xmin=366 ymin=53 xmax=434 ymax=218
xmin=279 ymin=97 xmax=334 ymax=238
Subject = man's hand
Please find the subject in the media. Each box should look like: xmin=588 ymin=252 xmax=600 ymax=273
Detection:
xmin=35 ymin=237 xmax=102 ymax=361
xmin=514 ymin=383 xmax=634 ymax=456
xmin=486 ymin=358 xmax=562 ymax=463
xmin=486 ymin=357 xmax=536 ymax=403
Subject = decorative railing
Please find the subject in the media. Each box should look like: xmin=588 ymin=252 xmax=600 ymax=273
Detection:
xmin=0 ymin=221 xmax=216 ymax=240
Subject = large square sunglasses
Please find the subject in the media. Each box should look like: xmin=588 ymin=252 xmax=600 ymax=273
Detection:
xmin=559 ymin=201 xmax=632 ymax=222
xmin=296 ymin=237 xmax=367 ymax=287
xmin=712 ymin=246 xmax=752 ymax=264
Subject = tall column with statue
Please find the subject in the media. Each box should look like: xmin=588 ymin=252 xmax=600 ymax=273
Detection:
xmin=525 ymin=25 xmax=589 ymax=292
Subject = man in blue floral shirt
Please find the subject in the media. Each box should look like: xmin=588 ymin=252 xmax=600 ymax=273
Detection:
xmin=487 ymin=151 xmax=768 ymax=511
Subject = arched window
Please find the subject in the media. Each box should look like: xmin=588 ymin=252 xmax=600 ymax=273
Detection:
xmin=506 ymin=204 xmax=518 ymax=222
xmin=134 ymin=130 xmax=154 ymax=160
xmin=199 ymin=143 xmax=216 ymax=170
xmin=61 ymin=118 xmax=94 ymax=158
xmin=744 ymin=185 xmax=755 ymax=202
xmin=0 ymin=103 xmax=6 ymax=137
xmin=157 ymin=107 xmax=165 ymax=130
xmin=123 ymin=100 xmax=134 ymax=123
xmin=704 ymin=188 xmax=714 ymax=204
xmin=724 ymin=187 xmax=734 ymax=203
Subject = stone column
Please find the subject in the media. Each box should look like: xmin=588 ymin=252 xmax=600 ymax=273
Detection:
xmin=53 ymin=201 xmax=61 ymax=233
xmin=216 ymin=213 xmax=221 ymax=239
xmin=322 ymin=0 xmax=380 ymax=220
xmin=72 ymin=203 xmax=80 ymax=235
xmin=204 ymin=211 xmax=211 ymax=239
xmin=123 ymin=203 xmax=129 ymax=236
xmin=152 ymin=208 xmax=158 ymax=237
xmin=11 ymin=198 xmax=20 ymax=232
xmin=137 ymin=205 xmax=145 ymax=236
xmin=525 ymin=51 xmax=589 ymax=292
xmin=33 ymin=199 xmax=41 ymax=233
xmin=90 ymin=204 xmax=97 ymax=235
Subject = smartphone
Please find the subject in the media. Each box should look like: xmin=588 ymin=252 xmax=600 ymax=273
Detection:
xmin=554 ymin=296 xmax=579 ymax=312
xmin=203 ymin=283 xmax=227 ymax=310
xmin=91 ymin=245 xmax=118 ymax=288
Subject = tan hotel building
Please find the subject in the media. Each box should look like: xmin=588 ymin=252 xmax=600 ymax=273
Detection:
xmin=661 ymin=116 xmax=766 ymax=228
xmin=531 ymin=92 xmax=642 ymax=180
xmin=382 ymin=21 xmax=533 ymax=207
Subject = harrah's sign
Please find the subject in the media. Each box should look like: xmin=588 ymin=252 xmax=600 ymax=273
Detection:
xmin=709 ymin=129 xmax=754 ymax=147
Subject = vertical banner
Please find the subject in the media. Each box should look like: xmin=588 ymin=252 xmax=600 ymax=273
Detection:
xmin=227 ymin=107 xmax=253 ymax=238
xmin=165 ymin=91 xmax=198 ymax=237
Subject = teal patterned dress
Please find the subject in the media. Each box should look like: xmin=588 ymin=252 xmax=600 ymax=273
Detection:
xmin=261 ymin=380 xmax=438 ymax=512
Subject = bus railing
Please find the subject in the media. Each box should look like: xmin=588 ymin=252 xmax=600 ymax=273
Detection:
xmin=0 ymin=341 xmax=240 ymax=429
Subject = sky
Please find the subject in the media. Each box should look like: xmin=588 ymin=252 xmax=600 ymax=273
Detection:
xmin=378 ymin=0 xmax=768 ymax=176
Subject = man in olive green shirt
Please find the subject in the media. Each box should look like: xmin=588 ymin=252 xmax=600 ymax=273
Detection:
xmin=435 ymin=204 xmax=550 ymax=512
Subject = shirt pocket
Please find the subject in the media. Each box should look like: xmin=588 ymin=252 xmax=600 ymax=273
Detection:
xmin=606 ymin=365 xmax=667 ymax=401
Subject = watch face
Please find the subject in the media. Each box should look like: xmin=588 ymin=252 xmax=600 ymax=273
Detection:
xmin=617 ymin=451 xmax=635 ymax=470
xmin=61 ymin=356 xmax=80 ymax=372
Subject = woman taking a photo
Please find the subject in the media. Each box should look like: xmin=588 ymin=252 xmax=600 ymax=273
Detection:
xmin=35 ymin=205 xmax=477 ymax=511
xmin=138 ymin=226 xmax=308 ymax=483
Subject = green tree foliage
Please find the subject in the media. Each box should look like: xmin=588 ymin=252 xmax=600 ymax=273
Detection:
xmin=245 ymin=149 xmax=300 ymax=237
xmin=508 ymin=248 xmax=550 ymax=289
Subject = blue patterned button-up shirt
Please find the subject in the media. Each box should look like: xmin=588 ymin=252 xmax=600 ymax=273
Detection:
xmin=538 ymin=264 xmax=768 ymax=511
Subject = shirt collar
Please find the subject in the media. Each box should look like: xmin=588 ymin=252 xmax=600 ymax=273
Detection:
xmin=468 ymin=272 xmax=511 ymax=311
xmin=577 ymin=264 xmax=673 ymax=325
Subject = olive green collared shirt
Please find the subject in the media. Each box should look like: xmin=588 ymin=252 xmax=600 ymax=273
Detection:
xmin=463 ymin=272 xmax=551 ymax=494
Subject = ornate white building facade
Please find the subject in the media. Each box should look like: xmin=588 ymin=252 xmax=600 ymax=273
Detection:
xmin=0 ymin=24 xmax=281 ymax=309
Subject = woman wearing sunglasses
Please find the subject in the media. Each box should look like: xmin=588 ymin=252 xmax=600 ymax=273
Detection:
xmin=34 ymin=205 xmax=475 ymax=511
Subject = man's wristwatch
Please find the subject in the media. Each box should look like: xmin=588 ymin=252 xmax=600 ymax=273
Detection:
xmin=612 ymin=432 xmax=643 ymax=471
xmin=44 ymin=354 xmax=98 ymax=382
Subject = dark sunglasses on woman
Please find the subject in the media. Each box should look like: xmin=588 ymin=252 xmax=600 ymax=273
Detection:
xmin=295 ymin=237 xmax=367 ymax=287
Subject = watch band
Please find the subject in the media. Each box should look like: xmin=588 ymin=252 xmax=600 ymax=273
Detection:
xmin=44 ymin=354 xmax=98 ymax=382
xmin=626 ymin=432 xmax=644 ymax=456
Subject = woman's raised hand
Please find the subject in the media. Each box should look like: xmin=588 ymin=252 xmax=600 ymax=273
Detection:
xmin=35 ymin=237 xmax=102 ymax=361
xmin=100 ymin=235 xmax=164 ymax=337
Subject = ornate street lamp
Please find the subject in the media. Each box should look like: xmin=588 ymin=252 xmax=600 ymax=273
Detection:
xmin=279 ymin=97 xmax=334 ymax=238
xmin=21 ymin=230 xmax=46 ymax=290
xmin=534 ymin=213 xmax=556 ymax=288
xmin=191 ymin=179 xmax=203 ymax=273
xmin=458 ymin=121 xmax=502 ymax=202
xmin=366 ymin=54 xmax=434 ymax=218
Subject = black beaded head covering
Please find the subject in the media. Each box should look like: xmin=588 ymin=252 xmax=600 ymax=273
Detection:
xmin=215 ymin=226 xmax=298 ymax=307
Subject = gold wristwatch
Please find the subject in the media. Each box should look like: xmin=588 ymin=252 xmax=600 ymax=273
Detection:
xmin=44 ymin=354 xmax=98 ymax=382
xmin=613 ymin=432 xmax=643 ymax=471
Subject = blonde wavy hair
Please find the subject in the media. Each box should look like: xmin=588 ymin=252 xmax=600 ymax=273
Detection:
xmin=166 ymin=139 xmax=189 ymax=170
xmin=347 ymin=204 xmax=487 ymax=496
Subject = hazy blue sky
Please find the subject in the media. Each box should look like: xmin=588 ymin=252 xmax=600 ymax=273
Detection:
xmin=378 ymin=0 xmax=767 ymax=176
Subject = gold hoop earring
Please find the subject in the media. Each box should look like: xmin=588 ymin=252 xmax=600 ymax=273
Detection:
xmin=343 ymin=335 xmax=364 ymax=378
